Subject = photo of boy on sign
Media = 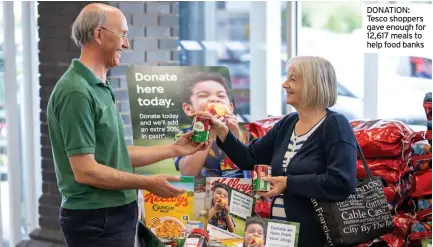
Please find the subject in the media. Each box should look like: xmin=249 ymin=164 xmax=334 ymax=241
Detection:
xmin=174 ymin=72 xmax=249 ymax=191
xmin=243 ymin=217 xmax=266 ymax=247
xmin=208 ymin=183 xmax=235 ymax=233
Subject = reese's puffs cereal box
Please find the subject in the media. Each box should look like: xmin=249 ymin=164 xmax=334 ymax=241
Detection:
xmin=143 ymin=176 xmax=194 ymax=239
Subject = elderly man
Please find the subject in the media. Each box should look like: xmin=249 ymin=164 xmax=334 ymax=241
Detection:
xmin=46 ymin=3 xmax=208 ymax=247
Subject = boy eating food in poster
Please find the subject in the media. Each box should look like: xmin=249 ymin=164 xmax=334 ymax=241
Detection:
xmin=208 ymin=183 xmax=235 ymax=233
xmin=175 ymin=72 xmax=247 ymax=191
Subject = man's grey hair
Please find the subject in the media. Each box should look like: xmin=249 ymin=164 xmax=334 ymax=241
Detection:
xmin=71 ymin=8 xmax=107 ymax=47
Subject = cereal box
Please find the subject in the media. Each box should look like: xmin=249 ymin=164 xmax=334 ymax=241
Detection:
xmin=144 ymin=176 xmax=195 ymax=239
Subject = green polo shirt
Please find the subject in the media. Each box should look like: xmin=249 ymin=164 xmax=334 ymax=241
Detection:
xmin=47 ymin=59 xmax=136 ymax=210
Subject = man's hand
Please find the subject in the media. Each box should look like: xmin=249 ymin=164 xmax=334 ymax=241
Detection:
xmin=257 ymin=176 xmax=288 ymax=198
xmin=144 ymin=175 xmax=186 ymax=198
xmin=172 ymin=130 xmax=210 ymax=156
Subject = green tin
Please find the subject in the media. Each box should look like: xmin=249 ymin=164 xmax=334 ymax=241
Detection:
xmin=192 ymin=116 xmax=211 ymax=143
xmin=253 ymin=165 xmax=271 ymax=191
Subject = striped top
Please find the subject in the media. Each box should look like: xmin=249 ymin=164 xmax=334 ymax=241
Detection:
xmin=271 ymin=116 xmax=326 ymax=221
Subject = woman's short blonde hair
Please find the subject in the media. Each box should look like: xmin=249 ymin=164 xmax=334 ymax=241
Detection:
xmin=286 ymin=56 xmax=337 ymax=109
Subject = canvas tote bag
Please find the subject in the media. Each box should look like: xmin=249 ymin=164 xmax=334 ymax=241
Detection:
xmin=311 ymin=143 xmax=394 ymax=246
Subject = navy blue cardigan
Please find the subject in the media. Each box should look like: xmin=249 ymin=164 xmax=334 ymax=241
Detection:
xmin=217 ymin=109 xmax=357 ymax=247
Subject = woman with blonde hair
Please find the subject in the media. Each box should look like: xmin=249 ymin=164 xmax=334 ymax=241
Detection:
xmin=195 ymin=56 xmax=358 ymax=246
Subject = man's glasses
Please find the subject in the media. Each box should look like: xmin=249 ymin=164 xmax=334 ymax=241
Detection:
xmin=99 ymin=27 xmax=128 ymax=40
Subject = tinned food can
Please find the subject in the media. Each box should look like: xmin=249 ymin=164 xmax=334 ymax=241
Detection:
xmin=253 ymin=165 xmax=271 ymax=191
xmin=192 ymin=116 xmax=211 ymax=143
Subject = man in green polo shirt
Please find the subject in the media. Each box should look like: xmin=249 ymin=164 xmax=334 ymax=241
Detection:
xmin=47 ymin=3 xmax=208 ymax=247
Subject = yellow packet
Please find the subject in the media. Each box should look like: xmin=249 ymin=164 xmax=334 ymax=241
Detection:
xmin=143 ymin=176 xmax=194 ymax=239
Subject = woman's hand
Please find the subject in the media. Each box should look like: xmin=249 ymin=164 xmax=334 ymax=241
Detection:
xmin=257 ymin=176 xmax=288 ymax=198
xmin=224 ymin=113 xmax=240 ymax=138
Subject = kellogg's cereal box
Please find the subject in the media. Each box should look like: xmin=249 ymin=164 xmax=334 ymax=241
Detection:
xmin=144 ymin=176 xmax=194 ymax=239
